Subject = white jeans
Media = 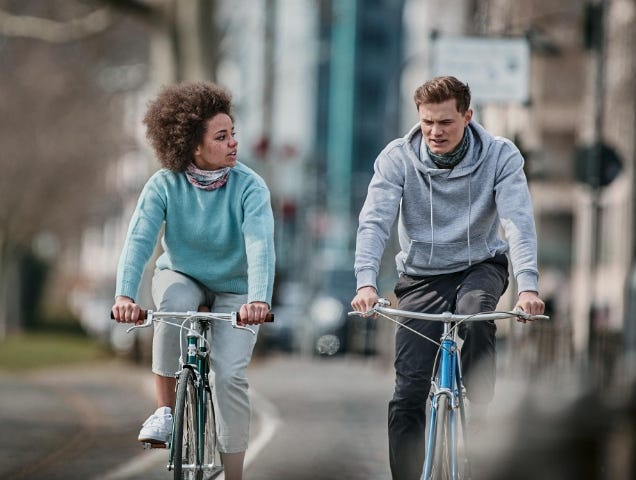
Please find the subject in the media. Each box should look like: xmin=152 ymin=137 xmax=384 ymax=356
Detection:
xmin=151 ymin=269 xmax=259 ymax=453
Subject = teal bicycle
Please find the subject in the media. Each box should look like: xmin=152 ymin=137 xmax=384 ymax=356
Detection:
xmin=349 ymin=298 xmax=547 ymax=480
xmin=123 ymin=308 xmax=273 ymax=480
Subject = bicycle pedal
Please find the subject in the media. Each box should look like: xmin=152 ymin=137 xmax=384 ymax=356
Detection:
xmin=142 ymin=441 xmax=168 ymax=449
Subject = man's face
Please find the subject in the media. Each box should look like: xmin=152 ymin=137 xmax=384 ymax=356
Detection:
xmin=418 ymin=99 xmax=472 ymax=155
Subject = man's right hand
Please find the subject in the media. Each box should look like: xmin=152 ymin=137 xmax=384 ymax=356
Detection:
xmin=111 ymin=295 xmax=143 ymax=324
xmin=351 ymin=286 xmax=379 ymax=313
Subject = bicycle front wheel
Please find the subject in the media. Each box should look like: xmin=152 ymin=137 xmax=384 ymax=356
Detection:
xmin=430 ymin=395 xmax=452 ymax=480
xmin=173 ymin=368 xmax=200 ymax=480
xmin=202 ymin=386 xmax=223 ymax=478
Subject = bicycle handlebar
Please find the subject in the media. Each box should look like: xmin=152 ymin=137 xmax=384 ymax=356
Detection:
xmin=110 ymin=309 xmax=274 ymax=323
xmin=110 ymin=310 xmax=274 ymax=335
xmin=348 ymin=298 xmax=549 ymax=322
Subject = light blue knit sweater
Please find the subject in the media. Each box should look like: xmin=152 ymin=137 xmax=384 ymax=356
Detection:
xmin=116 ymin=163 xmax=275 ymax=305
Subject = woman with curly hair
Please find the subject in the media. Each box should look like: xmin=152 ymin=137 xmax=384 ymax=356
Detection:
xmin=111 ymin=82 xmax=275 ymax=479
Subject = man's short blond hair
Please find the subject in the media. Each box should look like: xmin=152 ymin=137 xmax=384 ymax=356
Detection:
xmin=413 ymin=76 xmax=471 ymax=113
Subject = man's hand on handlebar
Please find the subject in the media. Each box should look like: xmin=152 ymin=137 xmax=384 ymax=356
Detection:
xmin=111 ymin=296 xmax=145 ymax=325
xmin=514 ymin=291 xmax=545 ymax=323
xmin=351 ymin=286 xmax=379 ymax=314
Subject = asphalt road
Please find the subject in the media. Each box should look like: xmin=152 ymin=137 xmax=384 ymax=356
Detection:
xmin=4 ymin=350 xmax=631 ymax=479
xmin=244 ymin=355 xmax=394 ymax=480
xmin=0 ymin=359 xmax=157 ymax=480
xmin=0 ymin=353 xmax=395 ymax=480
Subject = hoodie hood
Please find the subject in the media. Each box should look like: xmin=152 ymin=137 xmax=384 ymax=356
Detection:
xmin=404 ymin=119 xmax=487 ymax=179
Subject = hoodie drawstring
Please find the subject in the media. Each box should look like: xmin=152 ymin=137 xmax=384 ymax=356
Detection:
xmin=428 ymin=172 xmax=434 ymax=264
xmin=467 ymin=172 xmax=472 ymax=266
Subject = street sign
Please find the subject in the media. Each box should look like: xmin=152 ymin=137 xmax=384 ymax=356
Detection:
xmin=430 ymin=35 xmax=530 ymax=104
xmin=574 ymin=141 xmax=623 ymax=189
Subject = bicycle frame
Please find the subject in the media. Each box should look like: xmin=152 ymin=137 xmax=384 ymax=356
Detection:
xmin=423 ymin=322 xmax=467 ymax=480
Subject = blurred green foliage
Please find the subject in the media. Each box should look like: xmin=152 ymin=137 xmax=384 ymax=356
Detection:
xmin=0 ymin=332 xmax=110 ymax=371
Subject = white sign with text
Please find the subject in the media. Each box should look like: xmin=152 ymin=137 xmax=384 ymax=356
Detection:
xmin=431 ymin=35 xmax=530 ymax=104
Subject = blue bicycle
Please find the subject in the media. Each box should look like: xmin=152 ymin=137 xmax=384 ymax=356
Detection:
xmin=349 ymin=298 xmax=548 ymax=479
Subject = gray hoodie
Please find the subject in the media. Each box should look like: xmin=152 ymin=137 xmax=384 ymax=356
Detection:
xmin=355 ymin=120 xmax=539 ymax=294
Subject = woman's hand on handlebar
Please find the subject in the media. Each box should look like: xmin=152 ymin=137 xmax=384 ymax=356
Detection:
xmin=351 ymin=286 xmax=379 ymax=314
xmin=111 ymin=296 xmax=144 ymax=325
xmin=239 ymin=301 xmax=271 ymax=325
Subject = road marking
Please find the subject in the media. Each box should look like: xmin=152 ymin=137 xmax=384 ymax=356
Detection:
xmin=219 ymin=389 xmax=281 ymax=479
xmin=94 ymin=389 xmax=281 ymax=480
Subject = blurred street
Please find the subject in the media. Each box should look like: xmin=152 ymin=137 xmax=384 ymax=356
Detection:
xmin=0 ymin=354 xmax=394 ymax=480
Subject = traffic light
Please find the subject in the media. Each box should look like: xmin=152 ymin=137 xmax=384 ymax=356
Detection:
xmin=574 ymin=141 xmax=622 ymax=189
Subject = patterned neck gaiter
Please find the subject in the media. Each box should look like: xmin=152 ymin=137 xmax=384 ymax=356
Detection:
xmin=185 ymin=163 xmax=230 ymax=190
xmin=426 ymin=127 xmax=472 ymax=169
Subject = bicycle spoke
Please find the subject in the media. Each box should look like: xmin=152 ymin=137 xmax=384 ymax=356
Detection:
xmin=202 ymin=386 xmax=223 ymax=476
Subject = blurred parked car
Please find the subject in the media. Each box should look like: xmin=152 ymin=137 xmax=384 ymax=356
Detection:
xmin=259 ymin=281 xmax=305 ymax=352
xmin=308 ymin=266 xmax=377 ymax=356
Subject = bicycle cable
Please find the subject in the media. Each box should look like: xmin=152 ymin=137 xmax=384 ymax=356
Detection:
xmin=374 ymin=309 xmax=524 ymax=384
xmin=152 ymin=317 xmax=212 ymax=369
xmin=431 ymin=309 xmax=530 ymax=381
xmin=374 ymin=310 xmax=441 ymax=347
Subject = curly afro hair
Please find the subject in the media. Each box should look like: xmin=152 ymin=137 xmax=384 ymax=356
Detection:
xmin=143 ymin=82 xmax=233 ymax=172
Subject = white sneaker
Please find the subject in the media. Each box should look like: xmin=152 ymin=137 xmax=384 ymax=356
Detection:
xmin=138 ymin=406 xmax=173 ymax=444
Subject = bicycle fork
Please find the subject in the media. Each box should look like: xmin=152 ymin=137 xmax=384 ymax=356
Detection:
xmin=423 ymin=337 xmax=459 ymax=480
xmin=168 ymin=328 xmax=203 ymax=471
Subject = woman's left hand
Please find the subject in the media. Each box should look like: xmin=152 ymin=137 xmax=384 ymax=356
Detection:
xmin=239 ymin=301 xmax=270 ymax=325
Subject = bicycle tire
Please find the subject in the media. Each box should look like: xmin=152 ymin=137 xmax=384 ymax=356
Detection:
xmin=430 ymin=395 xmax=452 ymax=480
xmin=173 ymin=368 xmax=201 ymax=480
xmin=456 ymin=390 xmax=471 ymax=479
xmin=202 ymin=386 xmax=223 ymax=478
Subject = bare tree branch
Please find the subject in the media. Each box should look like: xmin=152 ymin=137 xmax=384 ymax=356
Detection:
xmin=0 ymin=7 xmax=112 ymax=43
xmin=99 ymin=0 xmax=159 ymax=19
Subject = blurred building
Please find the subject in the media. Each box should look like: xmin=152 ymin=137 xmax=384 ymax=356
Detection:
xmin=475 ymin=0 xmax=634 ymax=369
xmin=396 ymin=0 xmax=636 ymax=376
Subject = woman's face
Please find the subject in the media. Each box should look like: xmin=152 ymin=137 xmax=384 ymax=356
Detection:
xmin=193 ymin=113 xmax=238 ymax=170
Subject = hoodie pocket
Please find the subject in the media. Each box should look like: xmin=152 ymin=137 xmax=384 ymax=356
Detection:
xmin=405 ymin=235 xmax=495 ymax=271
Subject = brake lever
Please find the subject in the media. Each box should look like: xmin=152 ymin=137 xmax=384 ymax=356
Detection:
xmin=231 ymin=312 xmax=256 ymax=335
xmin=511 ymin=309 xmax=550 ymax=321
xmin=125 ymin=310 xmax=154 ymax=333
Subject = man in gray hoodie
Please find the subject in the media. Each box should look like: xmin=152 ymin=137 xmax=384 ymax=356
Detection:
xmin=351 ymin=76 xmax=545 ymax=480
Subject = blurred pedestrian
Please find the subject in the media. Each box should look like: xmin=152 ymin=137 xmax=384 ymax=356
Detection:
xmin=351 ymin=76 xmax=544 ymax=479
xmin=111 ymin=81 xmax=275 ymax=480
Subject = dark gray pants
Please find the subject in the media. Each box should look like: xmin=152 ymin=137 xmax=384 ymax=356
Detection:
xmin=388 ymin=256 xmax=509 ymax=480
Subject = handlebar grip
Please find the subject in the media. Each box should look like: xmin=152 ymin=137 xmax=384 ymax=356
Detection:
xmin=238 ymin=312 xmax=275 ymax=323
xmin=110 ymin=309 xmax=148 ymax=321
